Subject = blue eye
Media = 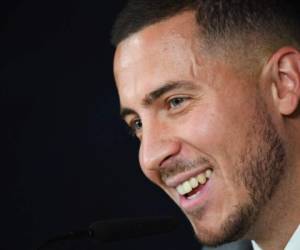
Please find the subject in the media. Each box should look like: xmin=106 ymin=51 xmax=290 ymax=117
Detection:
xmin=129 ymin=118 xmax=142 ymax=136
xmin=168 ymin=97 xmax=185 ymax=108
xmin=133 ymin=119 xmax=142 ymax=129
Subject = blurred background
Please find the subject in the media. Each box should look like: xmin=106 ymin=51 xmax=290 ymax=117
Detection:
xmin=1 ymin=1 xmax=201 ymax=249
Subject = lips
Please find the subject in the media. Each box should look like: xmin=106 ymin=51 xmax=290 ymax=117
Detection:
xmin=164 ymin=168 xmax=213 ymax=212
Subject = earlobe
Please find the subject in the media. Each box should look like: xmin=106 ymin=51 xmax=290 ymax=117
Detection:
xmin=268 ymin=47 xmax=300 ymax=116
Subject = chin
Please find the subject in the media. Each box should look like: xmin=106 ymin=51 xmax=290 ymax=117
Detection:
xmin=186 ymin=203 xmax=256 ymax=247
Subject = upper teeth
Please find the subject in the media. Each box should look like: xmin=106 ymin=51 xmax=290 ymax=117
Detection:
xmin=176 ymin=169 xmax=212 ymax=195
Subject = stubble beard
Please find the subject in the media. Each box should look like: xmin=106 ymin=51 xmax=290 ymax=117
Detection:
xmin=192 ymin=99 xmax=287 ymax=247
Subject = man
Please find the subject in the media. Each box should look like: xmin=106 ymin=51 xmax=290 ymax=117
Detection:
xmin=111 ymin=1 xmax=300 ymax=249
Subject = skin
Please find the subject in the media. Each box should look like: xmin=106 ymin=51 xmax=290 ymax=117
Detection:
xmin=113 ymin=11 xmax=300 ymax=250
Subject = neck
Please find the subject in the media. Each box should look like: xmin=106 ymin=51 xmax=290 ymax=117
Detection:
xmin=248 ymin=159 xmax=300 ymax=250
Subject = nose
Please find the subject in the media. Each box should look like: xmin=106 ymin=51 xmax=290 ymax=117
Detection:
xmin=139 ymin=119 xmax=181 ymax=173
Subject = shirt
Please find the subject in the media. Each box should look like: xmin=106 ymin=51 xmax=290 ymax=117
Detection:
xmin=251 ymin=225 xmax=300 ymax=250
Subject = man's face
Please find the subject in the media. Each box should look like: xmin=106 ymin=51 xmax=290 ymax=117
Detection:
xmin=113 ymin=11 xmax=285 ymax=246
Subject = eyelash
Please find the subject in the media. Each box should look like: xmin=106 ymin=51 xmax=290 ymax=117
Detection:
xmin=128 ymin=118 xmax=142 ymax=136
xmin=167 ymin=96 xmax=188 ymax=109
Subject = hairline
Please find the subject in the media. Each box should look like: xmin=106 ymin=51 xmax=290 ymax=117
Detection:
xmin=116 ymin=9 xmax=267 ymax=80
xmin=115 ymin=8 xmax=198 ymax=47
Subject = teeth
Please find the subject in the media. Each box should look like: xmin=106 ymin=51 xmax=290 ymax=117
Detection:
xmin=197 ymin=173 xmax=206 ymax=185
xmin=189 ymin=177 xmax=198 ymax=188
xmin=205 ymin=169 xmax=212 ymax=178
xmin=187 ymin=193 xmax=198 ymax=200
xmin=176 ymin=185 xmax=186 ymax=195
xmin=183 ymin=181 xmax=192 ymax=193
xmin=175 ymin=169 xmax=213 ymax=196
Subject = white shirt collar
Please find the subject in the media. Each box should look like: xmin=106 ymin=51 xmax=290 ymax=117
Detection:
xmin=251 ymin=225 xmax=300 ymax=250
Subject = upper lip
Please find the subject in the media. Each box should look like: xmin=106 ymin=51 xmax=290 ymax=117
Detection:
xmin=163 ymin=167 xmax=211 ymax=188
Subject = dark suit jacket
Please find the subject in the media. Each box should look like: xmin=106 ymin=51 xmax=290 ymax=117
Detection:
xmin=202 ymin=240 xmax=253 ymax=250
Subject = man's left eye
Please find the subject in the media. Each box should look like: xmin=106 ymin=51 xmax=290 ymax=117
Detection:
xmin=168 ymin=97 xmax=186 ymax=108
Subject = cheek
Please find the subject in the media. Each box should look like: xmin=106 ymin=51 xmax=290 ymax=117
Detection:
xmin=177 ymin=101 xmax=249 ymax=185
xmin=178 ymin=104 xmax=229 ymax=155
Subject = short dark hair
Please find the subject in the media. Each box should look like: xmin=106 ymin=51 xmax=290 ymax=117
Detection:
xmin=111 ymin=0 xmax=198 ymax=46
xmin=111 ymin=0 xmax=300 ymax=59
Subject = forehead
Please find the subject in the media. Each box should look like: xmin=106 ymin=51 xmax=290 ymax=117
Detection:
xmin=113 ymin=11 xmax=203 ymax=106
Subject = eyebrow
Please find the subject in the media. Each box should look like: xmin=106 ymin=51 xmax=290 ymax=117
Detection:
xmin=120 ymin=80 xmax=197 ymax=121
xmin=120 ymin=107 xmax=138 ymax=121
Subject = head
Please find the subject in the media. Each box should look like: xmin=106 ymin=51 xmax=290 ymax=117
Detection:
xmin=112 ymin=0 xmax=300 ymax=247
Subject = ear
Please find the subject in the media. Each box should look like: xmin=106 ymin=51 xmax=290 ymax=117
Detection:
xmin=264 ymin=47 xmax=300 ymax=116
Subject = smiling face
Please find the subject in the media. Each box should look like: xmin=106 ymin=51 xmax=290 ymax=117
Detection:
xmin=113 ymin=11 xmax=286 ymax=246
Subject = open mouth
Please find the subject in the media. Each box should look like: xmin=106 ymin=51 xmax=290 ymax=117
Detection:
xmin=176 ymin=169 xmax=212 ymax=200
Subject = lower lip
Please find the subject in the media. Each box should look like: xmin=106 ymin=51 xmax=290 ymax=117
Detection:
xmin=178 ymin=178 xmax=211 ymax=212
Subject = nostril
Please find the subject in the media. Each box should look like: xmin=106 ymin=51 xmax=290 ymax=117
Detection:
xmin=139 ymin=137 xmax=181 ymax=172
xmin=159 ymin=154 xmax=174 ymax=167
xmin=158 ymin=140 xmax=182 ymax=168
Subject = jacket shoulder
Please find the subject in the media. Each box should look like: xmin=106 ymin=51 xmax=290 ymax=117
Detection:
xmin=202 ymin=240 xmax=253 ymax=250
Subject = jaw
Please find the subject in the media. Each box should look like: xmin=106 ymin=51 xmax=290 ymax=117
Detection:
xmin=184 ymin=197 xmax=257 ymax=246
xmin=162 ymin=171 xmax=257 ymax=247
